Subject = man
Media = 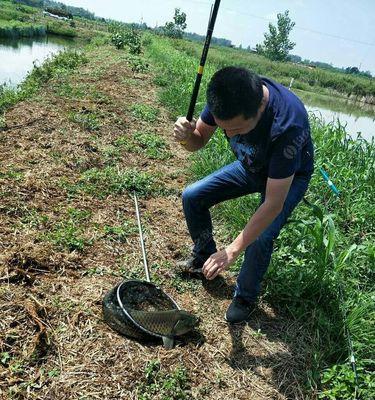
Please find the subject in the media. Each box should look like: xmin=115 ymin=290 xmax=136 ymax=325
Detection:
xmin=173 ymin=67 xmax=314 ymax=324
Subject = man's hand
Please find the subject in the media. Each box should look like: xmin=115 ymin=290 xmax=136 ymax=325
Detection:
xmin=173 ymin=117 xmax=196 ymax=144
xmin=202 ymin=247 xmax=239 ymax=280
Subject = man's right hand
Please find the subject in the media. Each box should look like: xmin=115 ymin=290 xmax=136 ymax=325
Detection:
xmin=173 ymin=117 xmax=196 ymax=144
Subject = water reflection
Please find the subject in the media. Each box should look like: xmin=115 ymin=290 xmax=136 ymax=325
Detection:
xmin=294 ymin=89 xmax=375 ymax=141
xmin=0 ymin=35 xmax=74 ymax=87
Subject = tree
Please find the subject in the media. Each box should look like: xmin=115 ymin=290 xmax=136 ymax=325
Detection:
xmin=345 ymin=66 xmax=360 ymax=75
xmin=256 ymin=10 xmax=296 ymax=62
xmin=162 ymin=8 xmax=187 ymax=39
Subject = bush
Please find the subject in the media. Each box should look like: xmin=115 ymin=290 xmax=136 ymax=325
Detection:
xmin=127 ymin=55 xmax=149 ymax=73
xmin=46 ymin=21 xmax=76 ymax=37
xmin=110 ymin=26 xmax=142 ymax=54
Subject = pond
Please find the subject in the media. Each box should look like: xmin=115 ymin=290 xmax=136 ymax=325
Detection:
xmin=0 ymin=35 xmax=75 ymax=87
xmin=294 ymin=89 xmax=375 ymax=142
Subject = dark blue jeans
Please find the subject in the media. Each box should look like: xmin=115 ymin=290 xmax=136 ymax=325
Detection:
xmin=182 ymin=160 xmax=311 ymax=303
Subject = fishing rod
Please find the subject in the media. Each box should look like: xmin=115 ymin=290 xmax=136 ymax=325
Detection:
xmin=186 ymin=0 xmax=221 ymax=122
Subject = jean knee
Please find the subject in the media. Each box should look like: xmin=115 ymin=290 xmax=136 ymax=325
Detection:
xmin=182 ymin=184 xmax=200 ymax=208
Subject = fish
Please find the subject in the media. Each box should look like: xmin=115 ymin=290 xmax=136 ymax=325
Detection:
xmin=128 ymin=309 xmax=199 ymax=337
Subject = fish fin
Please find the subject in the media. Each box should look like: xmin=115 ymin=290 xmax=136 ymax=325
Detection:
xmin=162 ymin=336 xmax=174 ymax=349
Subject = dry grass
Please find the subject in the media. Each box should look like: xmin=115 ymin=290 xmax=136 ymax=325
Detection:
xmin=0 ymin=46 xmax=315 ymax=399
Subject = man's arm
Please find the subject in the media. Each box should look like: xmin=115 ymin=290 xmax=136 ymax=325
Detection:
xmin=173 ymin=117 xmax=217 ymax=152
xmin=203 ymin=175 xmax=294 ymax=280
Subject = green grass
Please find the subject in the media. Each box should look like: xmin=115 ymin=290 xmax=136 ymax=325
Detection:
xmin=43 ymin=207 xmax=92 ymax=252
xmin=145 ymin=34 xmax=375 ymax=399
xmin=130 ymin=103 xmax=160 ymax=123
xmin=61 ymin=166 xmax=162 ymax=199
xmin=137 ymin=360 xmax=190 ymax=400
xmin=0 ymin=0 xmax=38 ymax=22
xmin=69 ymin=109 xmax=101 ymax=131
xmin=46 ymin=21 xmax=76 ymax=38
xmin=170 ymin=38 xmax=375 ymax=100
xmin=0 ymin=20 xmax=45 ymax=38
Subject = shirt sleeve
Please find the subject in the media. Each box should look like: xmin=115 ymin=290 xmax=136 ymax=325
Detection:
xmin=268 ymin=126 xmax=307 ymax=179
xmin=200 ymin=104 xmax=217 ymax=126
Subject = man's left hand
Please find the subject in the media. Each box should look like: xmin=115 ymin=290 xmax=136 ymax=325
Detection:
xmin=202 ymin=247 xmax=238 ymax=280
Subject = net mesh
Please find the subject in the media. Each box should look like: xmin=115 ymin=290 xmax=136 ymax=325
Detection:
xmin=102 ymin=281 xmax=177 ymax=339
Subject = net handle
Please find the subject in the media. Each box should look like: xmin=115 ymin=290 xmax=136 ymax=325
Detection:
xmin=133 ymin=191 xmax=150 ymax=282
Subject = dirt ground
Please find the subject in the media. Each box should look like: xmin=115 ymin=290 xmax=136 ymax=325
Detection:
xmin=0 ymin=46 xmax=314 ymax=399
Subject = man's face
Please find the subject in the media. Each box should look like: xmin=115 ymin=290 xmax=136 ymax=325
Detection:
xmin=214 ymin=109 xmax=262 ymax=138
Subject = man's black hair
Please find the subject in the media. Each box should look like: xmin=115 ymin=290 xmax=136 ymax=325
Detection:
xmin=206 ymin=67 xmax=263 ymax=120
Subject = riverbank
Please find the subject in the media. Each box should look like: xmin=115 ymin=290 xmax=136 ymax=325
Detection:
xmin=0 ymin=0 xmax=108 ymax=40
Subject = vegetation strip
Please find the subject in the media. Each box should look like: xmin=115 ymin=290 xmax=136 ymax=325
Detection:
xmin=145 ymin=33 xmax=374 ymax=399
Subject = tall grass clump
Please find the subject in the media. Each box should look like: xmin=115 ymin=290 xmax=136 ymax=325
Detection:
xmin=145 ymin=34 xmax=375 ymax=398
xmin=0 ymin=21 xmax=46 ymax=38
xmin=46 ymin=21 xmax=76 ymax=38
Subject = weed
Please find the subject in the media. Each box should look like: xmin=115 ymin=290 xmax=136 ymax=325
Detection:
xmin=102 ymin=220 xmax=137 ymax=243
xmin=133 ymin=131 xmax=171 ymax=159
xmin=0 ymin=168 xmax=24 ymax=181
xmin=113 ymin=135 xmax=134 ymax=151
xmin=69 ymin=109 xmax=100 ymax=131
xmin=43 ymin=208 xmax=92 ymax=252
xmin=101 ymin=145 xmax=122 ymax=165
xmin=319 ymin=364 xmax=372 ymax=400
xmin=137 ymin=360 xmax=190 ymax=400
xmin=20 ymin=209 xmax=49 ymax=229
xmin=128 ymin=55 xmax=149 ymax=73
xmin=56 ymin=81 xmax=87 ymax=99
xmin=130 ymin=104 xmax=159 ymax=123
xmin=48 ymin=369 xmax=60 ymax=378
xmin=68 ymin=167 xmax=160 ymax=198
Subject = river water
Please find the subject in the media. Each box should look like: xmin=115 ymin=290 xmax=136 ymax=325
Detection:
xmin=0 ymin=36 xmax=374 ymax=141
xmin=295 ymin=89 xmax=374 ymax=142
xmin=0 ymin=35 xmax=74 ymax=87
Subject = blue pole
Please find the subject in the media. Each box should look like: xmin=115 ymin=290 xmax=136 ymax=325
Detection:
xmin=319 ymin=167 xmax=340 ymax=196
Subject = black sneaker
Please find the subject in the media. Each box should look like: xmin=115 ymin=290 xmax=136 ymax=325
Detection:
xmin=176 ymin=256 xmax=205 ymax=276
xmin=225 ymin=297 xmax=256 ymax=324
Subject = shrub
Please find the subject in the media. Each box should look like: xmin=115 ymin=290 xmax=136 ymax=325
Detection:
xmin=127 ymin=55 xmax=149 ymax=73
xmin=46 ymin=21 xmax=76 ymax=37
xmin=110 ymin=26 xmax=142 ymax=54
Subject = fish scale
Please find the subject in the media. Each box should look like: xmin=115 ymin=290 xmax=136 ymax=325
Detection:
xmin=128 ymin=309 xmax=199 ymax=337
